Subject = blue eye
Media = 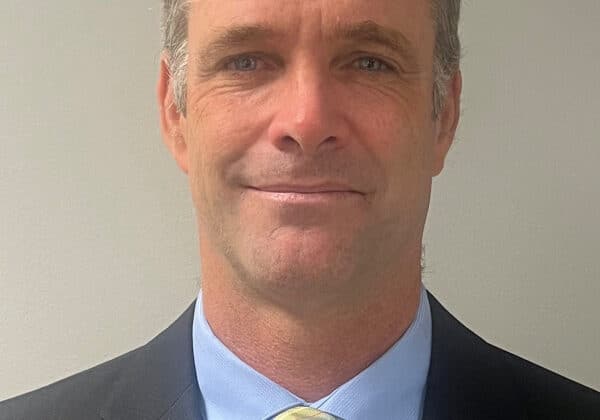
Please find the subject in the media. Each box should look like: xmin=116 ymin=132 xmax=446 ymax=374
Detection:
xmin=226 ymin=56 xmax=259 ymax=71
xmin=354 ymin=57 xmax=391 ymax=72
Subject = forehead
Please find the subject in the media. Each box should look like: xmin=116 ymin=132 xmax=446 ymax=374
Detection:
xmin=187 ymin=0 xmax=433 ymax=48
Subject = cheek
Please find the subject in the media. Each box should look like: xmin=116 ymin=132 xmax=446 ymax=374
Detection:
xmin=186 ymin=93 xmax=252 ymax=171
xmin=184 ymin=93 xmax=269 ymax=216
xmin=353 ymin=93 xmax=433 ymax=174
xmin=340 ymin=76 xmax=432 ymax=146
xmin=354 ymin=97 xmax=435 ymax=212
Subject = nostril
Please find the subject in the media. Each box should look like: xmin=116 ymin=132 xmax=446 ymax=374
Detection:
xmin=280 ymin=135 xmax=302 ymax=150
xmin=317 ymin=136 xmax=341 ymax=151
xmin=270 ymin=135 xmax=305 ymax=155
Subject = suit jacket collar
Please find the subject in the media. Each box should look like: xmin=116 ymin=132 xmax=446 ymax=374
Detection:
xmin=100 ymin=302 xmax=205 ymax=420
xmin=422 ymin=292 xmax=525 ymax=420
xmin=101 ymin=293 xmax=525 ymax=420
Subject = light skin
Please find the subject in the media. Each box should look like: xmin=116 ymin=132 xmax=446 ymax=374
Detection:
xmin=158 ymin=0 xmax=461 ymax=402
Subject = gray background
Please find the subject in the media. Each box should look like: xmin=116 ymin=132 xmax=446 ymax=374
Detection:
xmin=1 ymin=1 xmax=599 ymax=400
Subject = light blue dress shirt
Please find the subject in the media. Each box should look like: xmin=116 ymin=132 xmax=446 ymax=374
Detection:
xmin=192 ymin=285 xmax=432 ymax=420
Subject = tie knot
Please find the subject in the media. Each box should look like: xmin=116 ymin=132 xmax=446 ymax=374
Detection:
xmin=273 ymin=405 xmax=341 ymax=419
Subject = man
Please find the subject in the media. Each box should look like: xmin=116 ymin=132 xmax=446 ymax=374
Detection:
xmin=1 ymin=0 xmax=598 ymax=419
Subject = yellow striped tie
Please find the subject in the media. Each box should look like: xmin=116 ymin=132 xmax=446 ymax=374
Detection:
xmin=273 ymin=406 xmax=341 ymax=419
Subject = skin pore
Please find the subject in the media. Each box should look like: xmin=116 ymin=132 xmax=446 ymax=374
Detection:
xmin=158 ymin=0 xmax=460 ymax=402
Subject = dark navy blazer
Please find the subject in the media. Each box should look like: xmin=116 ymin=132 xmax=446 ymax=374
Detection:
xmin=1 ymin=293 xmax=598 ymax=419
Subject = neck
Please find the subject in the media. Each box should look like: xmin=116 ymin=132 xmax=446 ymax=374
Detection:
xmin=201 ymin=250 xmax=423 ymax=402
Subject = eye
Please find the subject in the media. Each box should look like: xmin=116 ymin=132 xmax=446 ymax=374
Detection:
xmin=224 ymin=55 xmax=261 ymax=72
xmin=353 ymin=57 xmax=393 ymax=72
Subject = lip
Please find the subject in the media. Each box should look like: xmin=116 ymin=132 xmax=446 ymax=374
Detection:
xmin=245 ymin=187 xmax=363 ymax=206
xmin=249 ymin=184 xmax=362 ymax=194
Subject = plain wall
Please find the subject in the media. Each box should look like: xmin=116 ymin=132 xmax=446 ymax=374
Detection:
xmin=1 ymin=0 xmax=599 ymax=400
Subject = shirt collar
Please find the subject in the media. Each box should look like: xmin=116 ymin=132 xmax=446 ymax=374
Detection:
xmin=193 ymin=285 xmax=431 ymax=420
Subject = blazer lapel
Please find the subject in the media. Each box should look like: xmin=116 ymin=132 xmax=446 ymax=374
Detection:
xmin=422 ymin=293 xmax=525 ymax=420
xmin=100 ymin=301 xmax=205 ymax=420
xmin=100 ymin=292 xmax=530 ymax=419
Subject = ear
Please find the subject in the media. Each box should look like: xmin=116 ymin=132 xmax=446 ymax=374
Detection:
xmin=432 ymin=70 xmax=462 ymax=177
xmin=157 ymin=53 xmax=189 ymax=174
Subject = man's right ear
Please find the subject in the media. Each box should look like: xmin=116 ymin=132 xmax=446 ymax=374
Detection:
xmin=157 ymin=53 xmax=189 ymax=174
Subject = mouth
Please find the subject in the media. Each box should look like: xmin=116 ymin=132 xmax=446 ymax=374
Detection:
xmin=245 ymin=187 xmax=364 ymax=205
xmin=248 ymin=183 xmax=363 ymax=195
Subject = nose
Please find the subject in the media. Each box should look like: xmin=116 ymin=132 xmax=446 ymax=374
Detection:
xmin=266 ymin=60 xmax=347 ymax=156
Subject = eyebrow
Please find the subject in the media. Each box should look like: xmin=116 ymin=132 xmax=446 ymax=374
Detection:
xmin=197 ymin=25 xmax=284 ymax=64
xmin=195 ymin=20 xmax=417 ymax=68
xmin=331 ymin=20 xmax=418 ymax=63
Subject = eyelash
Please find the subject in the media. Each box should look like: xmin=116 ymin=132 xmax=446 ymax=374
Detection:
xmin=351 ymin=56 xmax=395 ymax=72
xmin=221 ymin=54 xmax=396 ymax=74
xmin=223 ymin=55 xmax=266 ymax=72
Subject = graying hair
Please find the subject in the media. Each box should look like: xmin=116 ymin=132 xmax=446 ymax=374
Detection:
xmin=161 ymin=0 xmax=460 ymax=117
xmin=431 ymin=0 xmax=461 ymax=116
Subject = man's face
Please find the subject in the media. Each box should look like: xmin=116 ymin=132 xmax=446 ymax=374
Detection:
xmin=161 ymin=0 xmax=459 ymax=305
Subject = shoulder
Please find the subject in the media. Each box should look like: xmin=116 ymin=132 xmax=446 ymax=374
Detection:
xmin=501 ymin=347 xmax=600 ymax=418
xmin=425 ymin=292 xmax=600 ymax=419
xmin=0 ymin=301 xmax=198 ymax=420
xmin=0 ymin=347 xmax=143 ymax=420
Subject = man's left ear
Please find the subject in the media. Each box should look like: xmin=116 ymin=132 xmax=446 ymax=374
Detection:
xmin=157 ymin=53 xmax=189 ymax=175
xmin=432 ymin=70 xmax=462 ymax=177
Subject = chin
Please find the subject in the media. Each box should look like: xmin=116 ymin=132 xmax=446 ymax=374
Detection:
xmin=242 ymin=230 xmax=358 ymax=289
